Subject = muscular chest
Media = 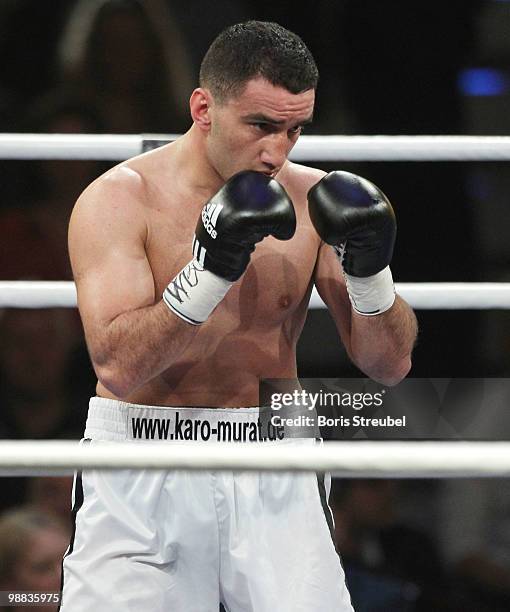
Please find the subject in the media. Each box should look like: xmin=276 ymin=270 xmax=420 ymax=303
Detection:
xmin=145 ymin=199 xmax=319 ymax=326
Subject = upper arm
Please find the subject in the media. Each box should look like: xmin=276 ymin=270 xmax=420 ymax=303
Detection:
xmin=313 ymin=241 xmax=353 ymax=354
xmin=69 ymin=168 xmax=155 ymax=349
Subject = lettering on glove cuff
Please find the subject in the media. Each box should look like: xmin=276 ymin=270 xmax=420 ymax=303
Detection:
xmin=163 ymin=258 xmax=232 ymax=325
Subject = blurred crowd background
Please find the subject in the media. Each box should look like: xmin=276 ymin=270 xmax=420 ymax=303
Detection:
xmin=1 ymin=1 xmax=510 ymax=610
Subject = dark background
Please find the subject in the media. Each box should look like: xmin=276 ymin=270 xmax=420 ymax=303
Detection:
xmin=1 ymin=2 xmax=510 ymax=610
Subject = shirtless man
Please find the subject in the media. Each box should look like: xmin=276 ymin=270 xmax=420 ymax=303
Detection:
xmin=61 ymin=21 xmax=417 ymax=612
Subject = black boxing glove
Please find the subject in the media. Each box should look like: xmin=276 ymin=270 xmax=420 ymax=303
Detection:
xmin=308 ymin=171 xmax=396 ymax=315
xmin=193 ymin=170 xmax=296 ymax=281
xmin=164 ymin=171 xmax=296 ymax=324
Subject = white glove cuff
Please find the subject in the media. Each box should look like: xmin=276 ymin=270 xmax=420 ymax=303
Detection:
xmin=163 ymin=259 xmax=232 ymax=325
xmin=344 ymin=266 xmax=396 ymax=316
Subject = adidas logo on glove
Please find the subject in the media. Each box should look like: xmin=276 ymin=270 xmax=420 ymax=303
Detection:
xmin=201 ymin=201 xmax=223 ymax=239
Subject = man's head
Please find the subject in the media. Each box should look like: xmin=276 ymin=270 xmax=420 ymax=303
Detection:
xmin=199 ymin=21 xmax=318 ymax=103
xmin=191 ymin=21 xmax=318 ymax=181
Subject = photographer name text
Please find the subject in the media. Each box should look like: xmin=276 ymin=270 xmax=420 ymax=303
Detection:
xmin=271 ymin=415 xmax=406 ymax=428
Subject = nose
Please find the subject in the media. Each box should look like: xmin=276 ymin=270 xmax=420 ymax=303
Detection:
xmin=260 ymin=132 xmax=291 ymax=172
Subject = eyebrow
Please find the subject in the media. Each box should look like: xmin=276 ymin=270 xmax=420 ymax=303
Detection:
xmin=243 ymin=113 xmax=313 ymax=126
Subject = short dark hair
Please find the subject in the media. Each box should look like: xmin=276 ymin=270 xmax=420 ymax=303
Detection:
xmin=199 ymin=21 xmax=319 ymax=102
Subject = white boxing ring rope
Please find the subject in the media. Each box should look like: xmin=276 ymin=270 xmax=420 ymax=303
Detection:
xmin=1 ymin=132 xmax=509 ymax=477
xmin=2 ymin=280 xmax=510 ymax=310
xmin=0 ymin=441 xmax=510 ymax=478
xmin=4 ymin=133 xmax=510 ymax=161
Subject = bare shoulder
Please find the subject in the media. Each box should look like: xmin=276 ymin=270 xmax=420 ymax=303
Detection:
xmin=68 ymin=162 xmax=151 ymax=280
xmin=76 ymin=161 xmax=146 ymax=210
xmin=278 ymin=162 xmax=326 ymax=202
xmin=70 ymin=162 xmax=148 ymax=236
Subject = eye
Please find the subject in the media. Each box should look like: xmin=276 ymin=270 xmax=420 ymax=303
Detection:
xmin=252 ymin=122 xmax=272 ymax=132
xmin=288 ymin=125 xmax=303 ymax=136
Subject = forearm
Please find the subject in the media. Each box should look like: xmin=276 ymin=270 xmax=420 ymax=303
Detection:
xmin=349 ymin=295 xmax=417 ymax=385
xmin=88 ymin=300 xmax=199 ymax=398
xmin=309 ymin=172 xmax=417 ymax=385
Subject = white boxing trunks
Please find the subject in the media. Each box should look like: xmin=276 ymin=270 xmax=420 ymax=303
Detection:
xmin=60 ymin=397 xmax=354 ymax=612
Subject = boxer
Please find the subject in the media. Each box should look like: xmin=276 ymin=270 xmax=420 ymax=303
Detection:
xmin=61 ymin=20 xmax=417 ymax=612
